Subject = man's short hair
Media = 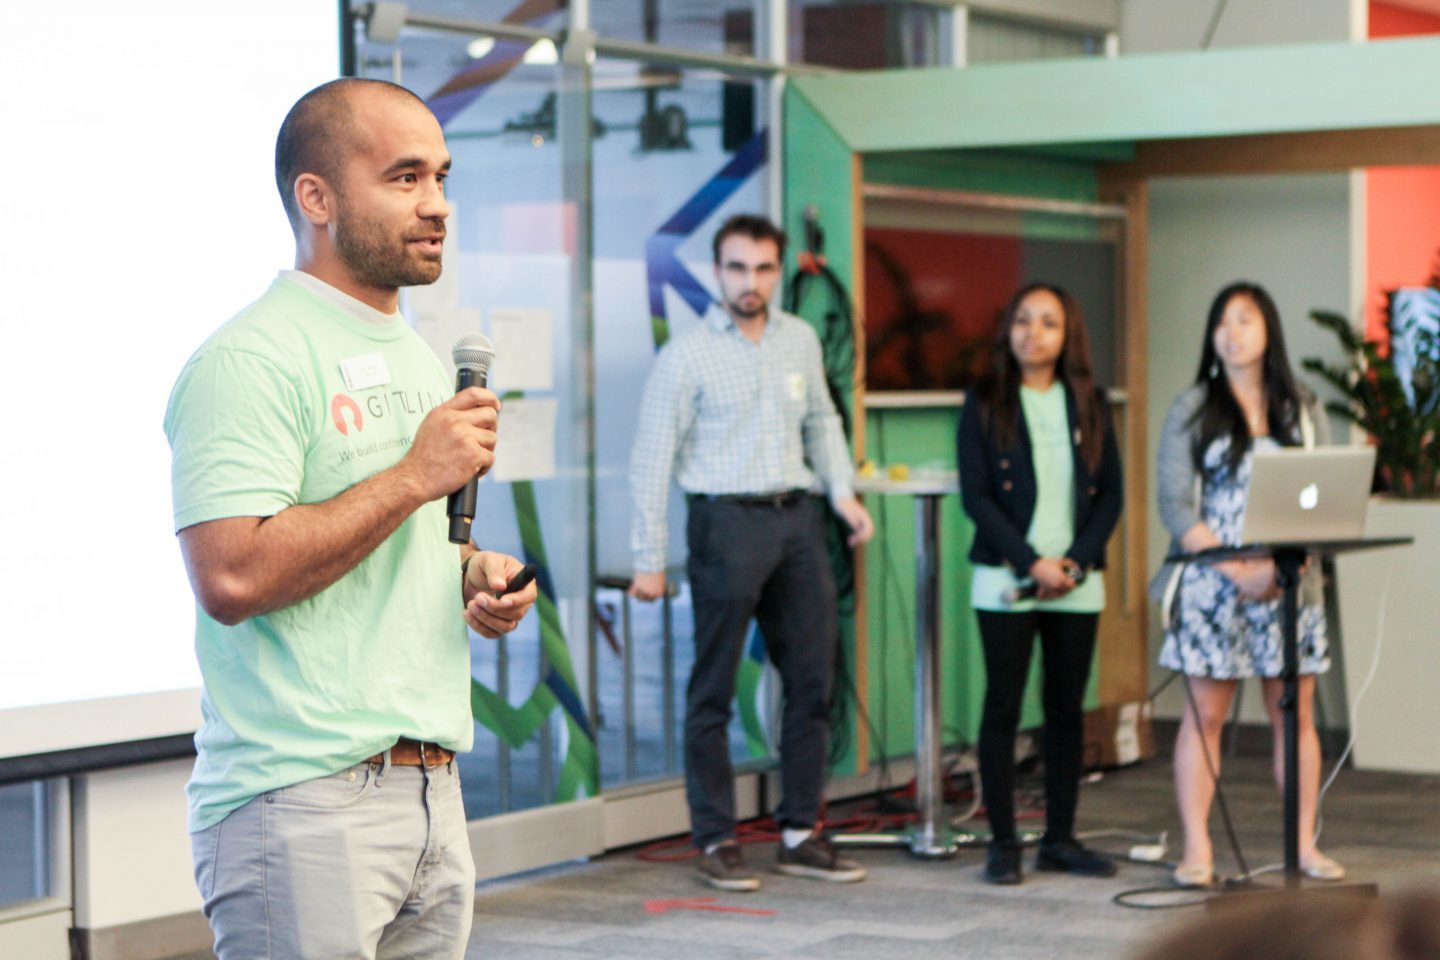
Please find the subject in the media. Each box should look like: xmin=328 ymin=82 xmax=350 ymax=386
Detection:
xmin=273 ymin=78 xmax=428 ymax=231
xmin=712 ymin=214 xmax=787 ymax=264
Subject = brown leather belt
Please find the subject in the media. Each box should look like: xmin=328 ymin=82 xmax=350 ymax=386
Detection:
xmin=366 ymin=737 xmax=455 ymax=767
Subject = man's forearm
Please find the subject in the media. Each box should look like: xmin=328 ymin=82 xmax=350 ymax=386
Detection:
xmin=181 ymin=461 xmax=435 ymax=625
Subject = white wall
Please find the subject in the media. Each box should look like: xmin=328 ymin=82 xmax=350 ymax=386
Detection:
xmin=0 ymin=911 xmax=70 ymax=960
xmin=1123 ymin=0 xmax=1362 ymax=725
xmin=1119 ymin=0 xmax=1357 ymax=52
xmin=72 ymin=762 xmax=200 ymax=931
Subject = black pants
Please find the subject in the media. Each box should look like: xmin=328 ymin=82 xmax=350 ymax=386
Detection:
xmin=976 ymin=609 xmax=1098 ymax=845
xmin=684 ymin=496 xmax=838 ymax=849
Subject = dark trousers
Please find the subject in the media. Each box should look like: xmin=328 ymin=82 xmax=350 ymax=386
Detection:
xmin=976 ymin=609 xmax=1099 ymax=845
xmin=684 ymin=496 xmax=838 ymax=849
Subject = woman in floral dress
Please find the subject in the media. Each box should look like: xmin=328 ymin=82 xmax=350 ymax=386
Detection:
xmin=1154 ymin=281 xmax=1342 ymax=888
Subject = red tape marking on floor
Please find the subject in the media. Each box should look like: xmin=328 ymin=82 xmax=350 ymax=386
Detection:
xmin=643 ymin=897 xmax=776 ymax=917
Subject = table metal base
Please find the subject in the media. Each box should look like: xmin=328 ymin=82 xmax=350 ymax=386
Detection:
xmin=830 ymin=826 xmax=1041 ymax=860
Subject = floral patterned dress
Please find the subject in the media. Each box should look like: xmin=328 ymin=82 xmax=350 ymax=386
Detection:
xmin=1158 ymin=436 xmax=1329 ymax=679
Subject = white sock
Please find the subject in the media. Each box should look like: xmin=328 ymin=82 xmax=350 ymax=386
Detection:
xmin=782 ymin=827 xmax=813 ymax=849
xmin=703 ymin=841 xmax=723 ymax=855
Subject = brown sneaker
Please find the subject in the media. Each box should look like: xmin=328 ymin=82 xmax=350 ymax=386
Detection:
xmin=775 ymin=832 xmax=867 ymax=883
xmin=696 ymin=839 xmax=761 ymax=892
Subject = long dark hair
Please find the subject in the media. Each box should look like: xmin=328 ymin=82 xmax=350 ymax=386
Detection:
xmin=978 ymin=282 xmax=1106 ymax=473
xmin=1190 ymin=281 xmax=1305 ymax=471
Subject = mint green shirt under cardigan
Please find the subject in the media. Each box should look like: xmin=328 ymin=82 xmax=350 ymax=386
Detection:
xmin=970 ymin=384 xmax=1106 ymax=614
xmin=164 ymin=273 xmax=473 ymax=832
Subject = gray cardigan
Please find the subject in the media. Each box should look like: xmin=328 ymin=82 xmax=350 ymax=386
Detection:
xmin=1150 ymin=383 xmax=1330 ymax=607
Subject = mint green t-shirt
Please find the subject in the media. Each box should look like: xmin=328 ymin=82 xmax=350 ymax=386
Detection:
xmin=971 ymin=383 xmax=1105 ymax=614
xmin=164 ymin=274 xmax=472 ymax=832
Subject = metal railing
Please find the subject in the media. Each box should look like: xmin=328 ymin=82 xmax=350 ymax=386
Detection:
xmin=594 ymin=575 xmax=682 ymax=784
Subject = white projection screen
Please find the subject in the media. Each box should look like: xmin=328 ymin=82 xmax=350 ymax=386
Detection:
xmin=0 ymin=3 xmax=338 ymax=774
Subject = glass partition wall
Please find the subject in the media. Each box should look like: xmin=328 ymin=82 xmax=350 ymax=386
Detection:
xmin=590 ymin=61 xmax=772 ymax=787
xmin=351 ymin=1 xmax=787 ymax=821
xmin=346 ymin=0 xmax=1122 ymax=848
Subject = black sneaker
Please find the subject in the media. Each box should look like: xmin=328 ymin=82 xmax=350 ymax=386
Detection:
xmin=696 ymin=839 xmax=760 ymax=892
xmin=1035 ymin=839 xmax=1117 ymax=877
xmin=984 ymin=841 xmax=1023 ymax=885
xmin=775 ymin=832 xmax=867 ymax=883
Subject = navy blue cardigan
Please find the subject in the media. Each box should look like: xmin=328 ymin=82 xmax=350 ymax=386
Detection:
xmin=955 ymin=385 xmax=1123 ymax=576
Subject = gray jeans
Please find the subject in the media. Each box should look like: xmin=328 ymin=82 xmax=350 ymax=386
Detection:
xmin=191 ymin=756 xmax=475 ymax=960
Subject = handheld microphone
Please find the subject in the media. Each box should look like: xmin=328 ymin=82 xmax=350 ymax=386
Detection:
xmin=446 ymin=333 xmax=496 ymax=545
xmin=1002 ymin=564 xmax=1087 ymax=604
xmin=1001 ymin=580 xmax=1041 ymax=604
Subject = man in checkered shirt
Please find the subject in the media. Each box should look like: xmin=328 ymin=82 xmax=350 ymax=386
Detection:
xmin=629 ymin=214 xmax=875 ymax=892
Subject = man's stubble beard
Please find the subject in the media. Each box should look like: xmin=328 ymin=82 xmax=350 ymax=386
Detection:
xmin=333 ymin=198 xmax=443 ymax=289
xmin=727 ymin=294 xmax=767 ymax=320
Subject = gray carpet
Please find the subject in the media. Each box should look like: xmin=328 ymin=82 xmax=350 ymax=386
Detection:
xmin=168 ymin=752 xmax=1440 ymax=959
xmin=463 ymin=754 xmax=1440 ymax=959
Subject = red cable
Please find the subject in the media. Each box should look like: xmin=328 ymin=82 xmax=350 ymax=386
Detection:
xmin=631 ymin=771 xmax=1041 ymax=862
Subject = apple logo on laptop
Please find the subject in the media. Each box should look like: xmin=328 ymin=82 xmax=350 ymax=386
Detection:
xmin=1299 ymin=483 xmax=1320 ymax=511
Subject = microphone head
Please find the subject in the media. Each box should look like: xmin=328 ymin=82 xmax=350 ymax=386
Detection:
xmin=451 ymin=333 xmax=496 ymax=377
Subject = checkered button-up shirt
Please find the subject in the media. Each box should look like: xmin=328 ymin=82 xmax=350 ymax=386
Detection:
xmin=629 ymin=307 xmax=855 ymax=573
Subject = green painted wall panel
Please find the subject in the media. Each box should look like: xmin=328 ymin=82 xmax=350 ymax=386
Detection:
xmin=784 ymin=85 xmax=857 ymax=302
xmin=865 ymin=149 xmax=1102 ymax=202
xmin=784 ymin=84 xmax=864 ymax=775
xmin=792 ymin=36 xmax=1440 ymax=155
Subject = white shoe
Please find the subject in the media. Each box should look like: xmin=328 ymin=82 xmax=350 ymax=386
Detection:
xmin=1171 ymin=861 xmax=1216 ymax=888
xmin=1300 ymin=850 xmax=1346 ymax=882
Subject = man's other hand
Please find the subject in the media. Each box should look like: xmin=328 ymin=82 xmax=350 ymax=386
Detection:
xmin=836 ymin=496 xmax=874 ymax=547
xmin=464 ymin=550 xmax=536 ymax=638
xmin=629 ymin=571 xmax=667 ymax=602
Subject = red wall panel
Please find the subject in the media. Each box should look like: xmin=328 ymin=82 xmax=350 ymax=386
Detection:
xmin=1366 ymin=2 xmax=1440 ymax=339
xmin=863 ymin=228 xmax=1022 ymax=391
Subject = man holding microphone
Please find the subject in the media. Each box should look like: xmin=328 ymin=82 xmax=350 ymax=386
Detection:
xmin=165 ymin=78 xmax=535 ymax=959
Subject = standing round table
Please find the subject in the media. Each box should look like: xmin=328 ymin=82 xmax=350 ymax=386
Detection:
xmin=831 ymin=473 xmax=975 ymax=858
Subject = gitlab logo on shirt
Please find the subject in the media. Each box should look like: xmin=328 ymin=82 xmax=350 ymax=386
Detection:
xmin=331 ymin=393 xmax=364 ymax=435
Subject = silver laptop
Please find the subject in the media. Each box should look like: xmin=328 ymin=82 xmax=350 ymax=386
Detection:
xmin=1241 ymin=447 xmax=1376 ymax=544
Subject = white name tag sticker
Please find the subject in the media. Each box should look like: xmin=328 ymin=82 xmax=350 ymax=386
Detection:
xmin=787 ymin=372 xmax=806 ymax=402
xmin=340 ymin=352 xmax=391 ymax=391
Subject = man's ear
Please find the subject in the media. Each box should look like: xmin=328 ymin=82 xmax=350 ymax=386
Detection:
xmin=294 ymin=173 xmax=336 ymax=227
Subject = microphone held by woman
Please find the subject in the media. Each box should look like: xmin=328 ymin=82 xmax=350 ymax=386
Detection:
xmin=1002 ymin=561 xmax=1087 ymax=604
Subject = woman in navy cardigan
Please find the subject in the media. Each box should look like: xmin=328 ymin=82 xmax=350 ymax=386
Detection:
xmin=956 ymin=282 xmax=1123 ymax=885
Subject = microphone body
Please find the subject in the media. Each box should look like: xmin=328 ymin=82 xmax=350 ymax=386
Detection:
xmin=1002 ymin=564 xmax=1087 ymax=604
xmin=1001 ymin=579 xmax=1039 ymax=605
xmin=446 ymin=335 xmax=496 ymax=544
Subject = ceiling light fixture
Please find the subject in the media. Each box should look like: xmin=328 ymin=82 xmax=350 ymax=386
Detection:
xmin=522 ymin=38 xmax=558 ymax=66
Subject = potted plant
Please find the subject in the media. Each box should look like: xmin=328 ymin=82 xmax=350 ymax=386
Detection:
xmin=1303 ymin=291 xmax=1440 ymax=497
xmin=1302 ymin=270 xmax=1440 ymax=773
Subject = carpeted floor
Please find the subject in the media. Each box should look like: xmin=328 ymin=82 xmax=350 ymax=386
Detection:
xmin=462 ymin=753 xmax=1440 ymax=959
xmin=169 ymin=750 xmax=1440 ymax=959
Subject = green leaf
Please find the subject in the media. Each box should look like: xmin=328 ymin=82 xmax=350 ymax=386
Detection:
xmin=1304 ymin=306 xmax=1440 ymax=498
